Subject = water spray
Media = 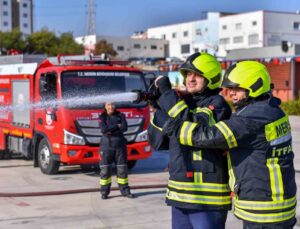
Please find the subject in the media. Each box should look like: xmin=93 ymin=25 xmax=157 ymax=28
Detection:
xmin=0 ymin=92 xmax=140 ymax=113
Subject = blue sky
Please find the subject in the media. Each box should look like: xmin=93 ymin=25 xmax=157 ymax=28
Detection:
xmin=34 ymin=0 xmax=300 ymax=37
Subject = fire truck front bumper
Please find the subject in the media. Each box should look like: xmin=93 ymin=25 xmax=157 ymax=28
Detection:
xmin=56 ymin=141 xmax=152 ymax=165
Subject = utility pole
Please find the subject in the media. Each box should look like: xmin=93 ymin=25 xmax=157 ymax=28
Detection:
xmin=87 ymin=0 xmax=96 ymax=35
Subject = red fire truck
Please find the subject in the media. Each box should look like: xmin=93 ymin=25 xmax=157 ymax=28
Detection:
xmin=0 ymin=57 xmax=152 ymax=174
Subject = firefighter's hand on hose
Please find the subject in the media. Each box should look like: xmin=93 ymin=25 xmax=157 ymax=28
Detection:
xmin=162 ymin=116 xmax=184 ymax=137
xmin=132 ymin=89 xmax=160 ymax=106
xmin=155 ymin=75 xmax=172 ymax=94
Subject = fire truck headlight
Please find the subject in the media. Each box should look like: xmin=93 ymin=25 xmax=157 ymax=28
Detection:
xmin=135 ymin=130 xmax=148 ymax=142
xmin=64 ymin=129 xmax=85 ymax=145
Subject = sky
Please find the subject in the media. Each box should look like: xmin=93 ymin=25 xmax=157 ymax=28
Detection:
xmin=34 ymin=0 xmax=300 ymax=37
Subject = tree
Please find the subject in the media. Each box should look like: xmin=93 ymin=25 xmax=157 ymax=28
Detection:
xmin=0 ymin=29 xmax=84 ymax=56
xmin=94 ymin=40 xmax=117 ymax=57
xmin=26 ymin=29 xmax=59 ymax=55
xmin=57 ymin=33 xmax=84 ymax=55
xmin=0 ymin=29 xmax=26 ymax=54
xmin=26 ymin=29 xmax=84 ymax=56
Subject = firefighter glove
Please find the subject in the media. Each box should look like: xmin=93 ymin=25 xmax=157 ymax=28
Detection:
xmin=155 ymin=75 xmax=172 ymax=94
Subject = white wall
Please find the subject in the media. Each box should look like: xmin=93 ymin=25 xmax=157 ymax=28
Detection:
xmin=219 ymin=11 xmax=300 ymax=57
xmin=0 ymin=0 xmax=12 ymax=32
xmin=19 ymin=0 xmax=33 ymax=35
xmin=264 ymin=11 xmax=300 ymax=46
xmin=147 ymin=12 xmax=220 ymax=60
xmin=147 ymin=22 xmax=194 ymax=59
xmin=218 ymin=11 xmax=264 ymax=56
xmin=0 ymin=0 xmax=32 ymax=35
xmin=75 ymin=35 xmax=167 ymax=60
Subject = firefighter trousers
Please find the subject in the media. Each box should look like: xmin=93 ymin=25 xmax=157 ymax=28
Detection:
xmin=242 ymin=217 xmax=296 ymax=229
xmin=99 ymin=148 xmax=130 ymax=196
xmin=172 ymin=207 xmax=228 ymax=229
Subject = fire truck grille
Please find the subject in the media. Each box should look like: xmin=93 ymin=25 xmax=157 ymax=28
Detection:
xmin=76 ymin=118 xmax=144 ymax=145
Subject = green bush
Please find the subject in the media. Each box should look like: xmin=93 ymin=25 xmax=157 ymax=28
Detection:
xmin=280 ymin=99 xmax=300 ymax=116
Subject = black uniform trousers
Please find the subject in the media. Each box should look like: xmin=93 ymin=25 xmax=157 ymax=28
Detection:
xmin=99 ymin=147 xmax=130 ymax=196
xmin=243 ymin=217 xmax=297 ymax=229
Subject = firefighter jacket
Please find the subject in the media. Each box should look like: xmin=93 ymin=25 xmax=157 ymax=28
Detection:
xmin=100 ymin=111 xmax=127 ymax=150
xmin=148 ymin=89 xmax=232 ymax=210
xmin=169 ymin=95 xmax=297 ymax=223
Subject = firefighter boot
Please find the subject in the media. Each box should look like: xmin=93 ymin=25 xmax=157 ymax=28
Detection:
xmin=123 ymin=190 xmax=134 ymax=198
xmin=101 ymin=194 xmax=108 ymax=200
xmin=124 ymin=192 xmax=134 ymax=198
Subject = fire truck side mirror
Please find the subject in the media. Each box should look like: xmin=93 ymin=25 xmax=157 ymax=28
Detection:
xmin=39 ymin=73 xmax=57 ymax=102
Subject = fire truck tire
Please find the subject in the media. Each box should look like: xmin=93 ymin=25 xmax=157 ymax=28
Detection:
xmin=0 ymin=151 xmax=11 ymax=160
xmin=38 ymin=138 xmax=60 ymax=175
xmin=3 ymin=152 xmax=11 ymax=160
xmin=127 ymin=160 xmax=137 ymax=170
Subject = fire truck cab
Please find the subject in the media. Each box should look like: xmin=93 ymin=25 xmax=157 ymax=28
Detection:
xmin=0 ymin=57 xmax=152 ymax=174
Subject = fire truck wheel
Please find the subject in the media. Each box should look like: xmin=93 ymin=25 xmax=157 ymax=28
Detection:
xmin=38 ymin=138 xmax=60 ymax=175
xmin=3 ymin=152 xmax=11 ymax=159
xmin=0 ymin=151 xmax=11 ymax=160
xmin=127 ymin=160 xmax=137 ymax=170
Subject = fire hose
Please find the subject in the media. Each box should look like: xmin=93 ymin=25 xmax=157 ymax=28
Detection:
xmin=0 ymin=184 xmax=167 ymax=198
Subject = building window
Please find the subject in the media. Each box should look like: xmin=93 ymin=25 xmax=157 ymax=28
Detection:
xmin=248 ymin=34 xmax=259 ymax=45
xmin=172 ymin=32 xmax=176 ymax=38
xmin=194 ymin=48 xmax=199 ymax=53
xmin=133 ymin=44 xmax=141 ymax=49
xmin=220 ymin=38 xmax=230 ymax=45
xmin=222 ymin=25 xmax=227 ymax=30
xmin=235 ymin=23 xmax=242 ymax=30
xmin=293 ymin=22 xmax=300 ymax=30
xmin=3 ymin=1 xmax=8 ymax=5
xmin=183 ymin=31 xmax=189 ymax=37
xmin=195 ymin=29 xmax=202 ymax=36
xmin=3 ymin=11 xmax=8 ymax=16
xmin=23 ymin=13 xmax=28 ymax=18
xmin=117 ymin=46 xmax=124 ymax=51
xmin=161 ymin=34 xmax=166 ymax=40
xmin=252 ymin=21 xmax=257 ymax=26
xmin=151 ymin=45 xmax=157 ymax=50
xmin=181 ymin=44 xmax=190 ymax=54
xmin=144 ymin=46 xmax=147 ymax=49
xmin=3 ymin=21 xmax=8 ymax=26
xmin=233 ymin=36 xmax=243 ymax=43
xmin=23 ymin=3 xmax=28 ymax=7
xmin=23 ymin=23 xmax=28 ymax=28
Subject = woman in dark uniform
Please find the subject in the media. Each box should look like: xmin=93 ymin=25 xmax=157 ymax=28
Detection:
xmin=99 ymin=102 xmax=134 ymax=199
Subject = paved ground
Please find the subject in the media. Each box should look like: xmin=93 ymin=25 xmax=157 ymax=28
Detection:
xmin=0 ymin=116 xmax=299 ymax=229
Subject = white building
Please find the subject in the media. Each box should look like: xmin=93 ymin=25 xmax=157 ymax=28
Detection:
xmin=147 ymin=12 xmax=221 ymax=60
xmin=0 ymin=0 xmax=33 ymax=35
xmin=75 ymin=35 xmax=168 ymax=61
xmin=219 ymin=11 xmax=300 ymax=57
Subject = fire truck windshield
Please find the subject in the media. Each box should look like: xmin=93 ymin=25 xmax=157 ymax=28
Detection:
xmin=61 ymin=71 xmax=147 ymax=109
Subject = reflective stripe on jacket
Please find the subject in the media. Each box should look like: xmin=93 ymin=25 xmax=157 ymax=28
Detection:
xmin=148 ymin=89 xmax=232 ymax=210
xmin=175 ymin=96 xmax=297 ymax=223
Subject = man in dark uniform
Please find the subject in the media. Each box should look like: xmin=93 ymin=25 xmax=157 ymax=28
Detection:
xmin=163 ymin=61 xmax=297 ymax=229
xmin=99 ymin=102 xmax=134 ymax=199
xmin=148 ymin=52 xmax=232 ymax=229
